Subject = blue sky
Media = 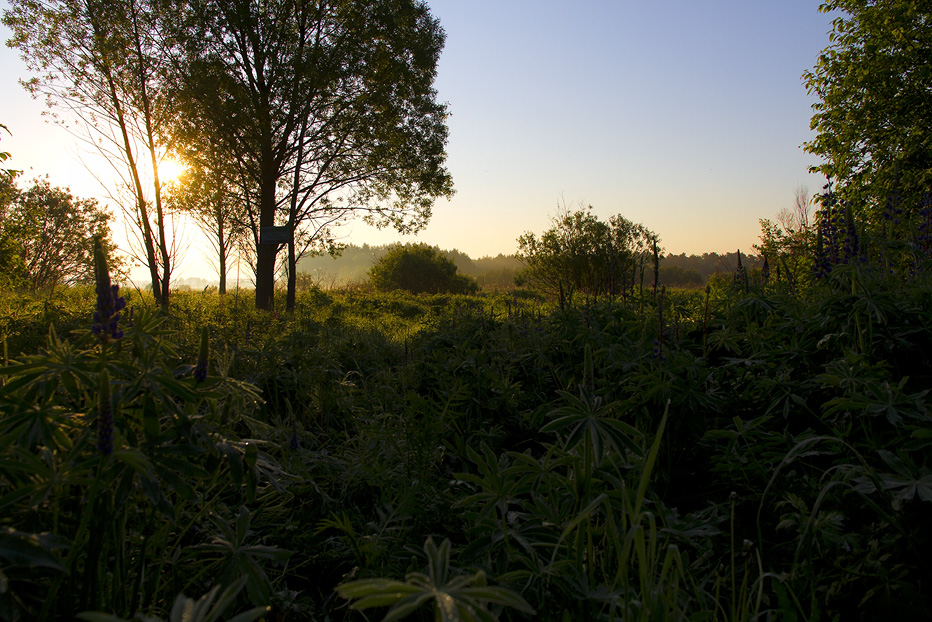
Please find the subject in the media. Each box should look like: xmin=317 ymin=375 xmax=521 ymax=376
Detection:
xmin=2 ymin=1 xmax=838 ymax=276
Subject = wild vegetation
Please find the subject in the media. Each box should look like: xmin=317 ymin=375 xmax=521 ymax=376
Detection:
xmin=2 ymin=0 xmax=932 ymax=619
xmin=3 ymin=201 xmax=932 ymax=619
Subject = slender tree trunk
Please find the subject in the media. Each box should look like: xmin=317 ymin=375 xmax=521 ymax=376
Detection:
xmin=286 ymin=238 xmax=296 ymax=311
xmin=130 ymin=0 xmax=171 ymax=309
xmin=286 ymin=118 xmax=307 ymax=312
xmin=98 ymin=44 xmax=163 ymax=305
xmin=217 ymin=215 xmax=227 ymax=295
xmin=255 ymin=163 xmax=278 ymax=310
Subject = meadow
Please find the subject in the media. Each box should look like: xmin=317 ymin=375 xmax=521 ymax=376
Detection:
xmin=1 ymin=264 xmax=931 ymax=621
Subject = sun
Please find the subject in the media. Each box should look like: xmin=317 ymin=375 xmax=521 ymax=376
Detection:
xmin=158 ymin=158 xmax=187 ymax=183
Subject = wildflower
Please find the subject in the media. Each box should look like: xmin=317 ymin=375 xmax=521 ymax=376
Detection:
xmin=917 ymin=192 xmax=932 ymax=259
xmin=97 ymin=368 xmax=114 ymax=455
xmin=289 ymin=419 xmax=299 ymax=451
xmin=194 ymin=326 xmax=209 ymax=383
xmin=91 ymin=240 xmax=125 ymax=344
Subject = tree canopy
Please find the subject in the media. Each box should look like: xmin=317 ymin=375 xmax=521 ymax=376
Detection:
xmin=517 ymin=205 xmax=659 ymax=305
xmin=804 ymin=1 xmax=932 ymax=217
xmin=171 ymin=0 xmax=453 ymax=309
xmin=0 ymin=177 xmax=119 ymax=292
xmin=4 ymin=0 xmax=177 ymax=306
xmin=4 ymin=0 xmax=452 ymax=309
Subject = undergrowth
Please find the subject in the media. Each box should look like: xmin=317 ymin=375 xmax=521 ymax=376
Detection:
xmin=2 ymin=266 xmax=931 ymax=620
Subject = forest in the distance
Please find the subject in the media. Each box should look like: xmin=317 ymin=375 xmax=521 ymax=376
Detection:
xmin=167 ymin=246 xmax=762 ymax=292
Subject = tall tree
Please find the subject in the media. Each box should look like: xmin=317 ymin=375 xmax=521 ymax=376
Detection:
xmin=804 ymin=1 xmax=932 ymax=219
xmin=172 ymin=0 xmax=453 ymax=310
xmin=4 ymin=0 xmax=176 ymax=306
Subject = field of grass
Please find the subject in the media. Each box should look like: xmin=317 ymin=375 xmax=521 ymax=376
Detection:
xmin=2 ymin=267 xmax=931 ymax=621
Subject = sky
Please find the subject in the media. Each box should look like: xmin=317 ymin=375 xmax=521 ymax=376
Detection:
xmin=1 ymin=0 xmax=838 ymax=280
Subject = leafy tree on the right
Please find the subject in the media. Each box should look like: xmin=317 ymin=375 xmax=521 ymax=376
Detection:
xmin=804 ymin=1 xmax=932 ymax=228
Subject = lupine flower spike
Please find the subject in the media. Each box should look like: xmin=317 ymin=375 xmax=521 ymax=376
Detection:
xmin=91 ymin=239 xmax=125 ymax=344
xmin=194 ymin=326 xmax=209 ymax=383
xmin=289 ymin=418 xmax=299 ymax=451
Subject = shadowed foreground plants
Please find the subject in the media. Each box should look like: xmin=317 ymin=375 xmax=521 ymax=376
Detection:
xmin=0 ymin=245 xmax=288 ymax=621
xmin=336 ymin=537 xmax=535 ymax=621
xmin=77 ymin=576 xmax=269 ymax=622
xmin=3 ymin=227 xmax=932 ymax=619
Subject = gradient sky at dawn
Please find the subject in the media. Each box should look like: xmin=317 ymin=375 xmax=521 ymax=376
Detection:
xmin=1 ymin=1 xmax=838 ymax=279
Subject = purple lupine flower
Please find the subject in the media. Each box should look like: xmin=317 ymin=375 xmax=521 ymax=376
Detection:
xmin=916 ymin=192 xmax=932 ymax=260
xmin=194 ymin=326 xmax=209 ymax=383
xmin=814 ymin=180 xmax=845 ymax=278
xmin=91 ymin=241 xmax=125 ymax=344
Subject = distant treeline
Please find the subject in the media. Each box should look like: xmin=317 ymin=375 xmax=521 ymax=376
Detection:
xmin=172 ymin=247 xmax=761 ymax=292
xmin=660 ymin=251 xmax=763 ymax=288
xmin=296 ymin=244 xmax=522 ymax=290
xmin=296 ymin=244 xmax=762 ymax=291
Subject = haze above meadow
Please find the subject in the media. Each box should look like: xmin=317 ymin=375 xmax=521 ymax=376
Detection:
xmin=1 ymin=0 xmax=836 ymax=280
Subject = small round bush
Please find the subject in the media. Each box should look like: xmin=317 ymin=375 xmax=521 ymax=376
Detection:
xmin=368 ymin=243 xmax=479 ymax=294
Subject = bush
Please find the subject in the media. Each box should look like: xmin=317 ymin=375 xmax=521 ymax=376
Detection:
xmin=368 ymin=243 xmax=478 ymax=294
xmin=516 ymin=203 xmax=659 ymax=304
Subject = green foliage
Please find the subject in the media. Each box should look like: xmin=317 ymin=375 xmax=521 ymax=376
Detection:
xmin=804 ymin=1 xmax=932 ymax=217
xmin=170 ymin=0 xmax=453 ymax=309
xmin=517 ymin=203 xmax=659 ymax=304
xmin=369 ymin=243 xmax=479 ymax=294
xmin=0 ymin=178 xmax=119 ymax=293
xmin=337 ymin=537 xmax=535 ymax=622
xmin=4 ymin=230 xmax=932 ymax=620
xmin=0 ymin=258 xmax=287 ymax=620
xmin=297 ymin=244 xmax=522 ymax=291
xmin=663 ymin=251 xmax=764 ymax=286
xmin=76 ymin=577 xmax=269 ymax=622
xmin=658 ymin=264 xmax=704 ymax=288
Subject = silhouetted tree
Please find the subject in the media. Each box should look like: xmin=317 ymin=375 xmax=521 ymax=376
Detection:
xmin=0 ymin=178 xmax=120 ymax=292
xmin=172 ymin=0 xmax=453 ymax=310
xmin=5 ymin=0 xmax=177 ymax=306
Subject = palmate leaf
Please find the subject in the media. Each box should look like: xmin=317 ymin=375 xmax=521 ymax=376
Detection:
xmin=542 ymin=390 xmax=642 ymax=463
xmin=336 ymin=538 xmax=535 ymax=622
xmin=855 ymin=451 xmax=932 ymax=507
xmin=454 ymin=443 xmax=532 ymax=519
xmin=0 ymin=527 xmax=68 ymax=570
